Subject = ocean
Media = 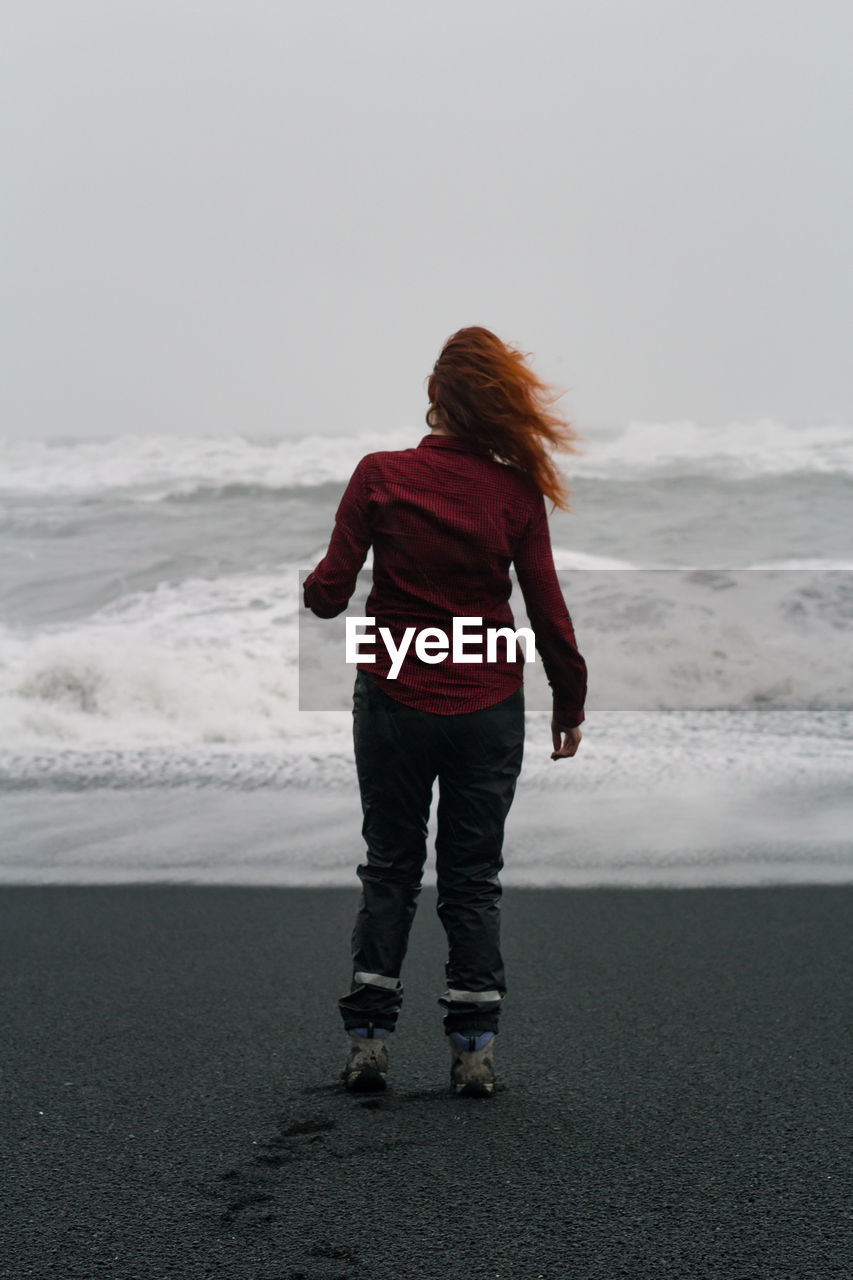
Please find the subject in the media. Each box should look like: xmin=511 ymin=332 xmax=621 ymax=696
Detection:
xmin=1 ymin=421 xmax=851 ymax=886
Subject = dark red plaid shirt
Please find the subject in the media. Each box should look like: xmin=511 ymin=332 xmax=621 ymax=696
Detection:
xmin=303 ymin=433 xmax=587 ymax=726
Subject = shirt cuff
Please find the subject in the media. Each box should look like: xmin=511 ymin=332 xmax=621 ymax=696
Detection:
xmin=552 ymin=700 xmax=584 ymax=729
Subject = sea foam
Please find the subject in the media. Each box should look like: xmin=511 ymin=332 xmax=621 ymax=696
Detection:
xmin=1 ymin=562 xmax=850 ymax=765
xmin=2 ymin=419 xmax=852 ymax=499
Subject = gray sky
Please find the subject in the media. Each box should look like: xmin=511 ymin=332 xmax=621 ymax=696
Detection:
xmin=3 ymin=0 xmax=852 ymax=438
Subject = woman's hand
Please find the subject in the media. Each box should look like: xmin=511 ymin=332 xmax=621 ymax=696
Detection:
xmin=551 ymin=720 xmax=582 ymax=760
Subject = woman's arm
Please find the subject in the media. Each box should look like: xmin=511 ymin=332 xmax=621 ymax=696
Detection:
xmin=303 ymin=459 xmax=372 ymax=618
xmin=513 ymin=492 xmax=588 ymax=734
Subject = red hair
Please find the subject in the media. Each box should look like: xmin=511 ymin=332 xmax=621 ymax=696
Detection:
xmin=426 ymin=326 xmax=579 ymax=510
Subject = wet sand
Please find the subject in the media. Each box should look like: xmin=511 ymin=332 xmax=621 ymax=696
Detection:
xmin=2 ymin=884 xmax=851 ymax=1278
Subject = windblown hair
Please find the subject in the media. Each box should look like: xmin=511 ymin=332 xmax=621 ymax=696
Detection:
xmin=426 ymin=326 xmax=579 ymax=510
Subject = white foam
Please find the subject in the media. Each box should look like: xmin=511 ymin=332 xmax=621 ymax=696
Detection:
xmin=0 ymin=566 xmax=330 ymax=750
xmin=550 ymin=549 xmax=639 ymax=571
xmin=747 ymin=558 xmax=853 ymax=571
xmin=569 ymin=418 xmax=853 ymax=480
xmin=3 ymin=746 xmax=851 ymax=886
xmin=562 ymin=568 xmax=853 ymax=714
xmin=0 ymin=430 xmax=417 ymax=497
xmin=551 ymin=551 xmax=853 ymax=573
xmin=1 ymin=563 xmax=850 ymax=765
xmin=2 ymin=419 xmax=852 ymax=498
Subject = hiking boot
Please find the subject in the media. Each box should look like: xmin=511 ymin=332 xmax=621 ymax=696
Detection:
xmin=342 ymin=1025 xmax=389 ymax=1092
xmin=448 ymin=1030 xmax=497 ymax=1097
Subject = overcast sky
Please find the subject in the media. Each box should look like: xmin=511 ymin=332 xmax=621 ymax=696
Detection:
xmin=3 ymin=1 xmax=851 ymax=439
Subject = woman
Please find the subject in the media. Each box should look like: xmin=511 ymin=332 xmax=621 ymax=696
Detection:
xmin=303 ymin=326 xmax=587 ymax=1096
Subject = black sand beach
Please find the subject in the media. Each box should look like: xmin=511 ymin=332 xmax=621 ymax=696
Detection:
xmin=2 ymin=885 xmax=851 ymax=1279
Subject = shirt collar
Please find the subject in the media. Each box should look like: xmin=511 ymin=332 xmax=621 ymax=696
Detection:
xmin=417 ymin=433 xmax=480 ymax=453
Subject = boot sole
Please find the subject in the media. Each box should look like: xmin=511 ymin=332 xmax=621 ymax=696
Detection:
xmin=453 ymin=1080 xmax=495 ymax=1098
xmin=343 ymin=1067 xmax=387 ymax=1093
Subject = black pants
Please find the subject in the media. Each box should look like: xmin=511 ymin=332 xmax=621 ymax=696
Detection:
xmin=339 ymin=669 xmax=525 ymax=1035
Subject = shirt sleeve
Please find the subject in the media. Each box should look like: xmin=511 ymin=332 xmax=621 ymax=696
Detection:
xmin=513 ymin=493 xmax=588 ymax=727
xmin=303 ymin=458 xmax=372 ymax=618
